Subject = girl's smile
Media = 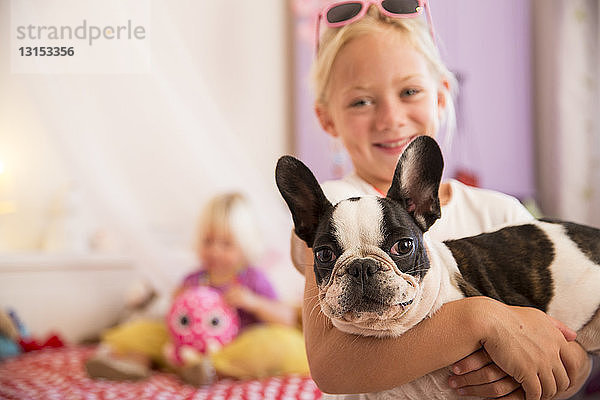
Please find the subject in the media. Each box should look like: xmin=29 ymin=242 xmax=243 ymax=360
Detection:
xmin=373 ymin=136 xmax=417 ymax=156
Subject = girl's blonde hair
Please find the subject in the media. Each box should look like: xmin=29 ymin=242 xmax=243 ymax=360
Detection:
xmin=196 ymin=192 xmax=263 ymax=263
xmin=311 ymin=5 xmax=458 ymax=143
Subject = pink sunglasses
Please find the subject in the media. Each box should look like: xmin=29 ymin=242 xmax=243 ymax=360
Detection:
xmin=315 ymin=0 xmax=436 ymax=54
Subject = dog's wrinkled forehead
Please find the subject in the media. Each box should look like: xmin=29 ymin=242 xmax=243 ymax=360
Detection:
xmin=275 ymin=136 xmax=444 ymax=252
xmin=330 ymin=197 xmax=384 ymax=250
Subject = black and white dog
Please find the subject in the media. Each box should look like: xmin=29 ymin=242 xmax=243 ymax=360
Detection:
xmin=275 ymin=136 xmax=600 ymax=399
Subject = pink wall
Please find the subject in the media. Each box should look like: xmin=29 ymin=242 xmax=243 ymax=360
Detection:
xmin=293 ymin=0 xmax=534 ymax=200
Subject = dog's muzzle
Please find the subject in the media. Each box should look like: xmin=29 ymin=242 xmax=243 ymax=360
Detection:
xmin=321 ymin=256 xmax=418 ymax=325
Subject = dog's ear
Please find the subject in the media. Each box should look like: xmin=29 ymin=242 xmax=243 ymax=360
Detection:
xmin=386 ymin=136 xmax=443 ymax=232
xmin=276 ymin=156 xmax=332 ymax=247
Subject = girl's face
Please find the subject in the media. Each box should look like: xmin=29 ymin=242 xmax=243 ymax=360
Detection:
xmin=199 ymin=229 xmax=246 ymax=276
xmin=317 ymin=31 xmax=447 ymax=192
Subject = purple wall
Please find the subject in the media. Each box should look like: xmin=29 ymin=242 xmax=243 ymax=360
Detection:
xmin=293 ymin=0 xmax=535 ymax=200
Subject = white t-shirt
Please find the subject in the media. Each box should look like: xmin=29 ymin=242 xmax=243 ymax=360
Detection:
xmin=320 ymin=172 xmax=534 ymax=242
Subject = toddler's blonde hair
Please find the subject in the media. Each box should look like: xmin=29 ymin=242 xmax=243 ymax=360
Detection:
xmin=311 ymin=5 xmax=458 ymax=142
xmin=196 ymin=192 xmax=263 ymax=264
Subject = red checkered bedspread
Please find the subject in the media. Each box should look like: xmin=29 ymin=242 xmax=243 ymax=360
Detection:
xmin=0 ymin=346 xmax=322 ymax=400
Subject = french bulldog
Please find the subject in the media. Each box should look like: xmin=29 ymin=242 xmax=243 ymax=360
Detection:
xmin=275 ymin=136 xmax=600 ymax=399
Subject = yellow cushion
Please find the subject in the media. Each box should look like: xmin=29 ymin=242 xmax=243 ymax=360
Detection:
xmin=211 ymin=324 xmax=309 ymax=379
xmin=102 ymin=319 xmax=169 ymax=365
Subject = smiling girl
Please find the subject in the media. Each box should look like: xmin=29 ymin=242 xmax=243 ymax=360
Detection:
xmin=293 ymin=2 xmax=592 ymax=399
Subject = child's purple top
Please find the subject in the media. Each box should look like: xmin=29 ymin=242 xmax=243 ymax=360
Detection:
xmin=181 ymin=266 xmax=277 ymax=328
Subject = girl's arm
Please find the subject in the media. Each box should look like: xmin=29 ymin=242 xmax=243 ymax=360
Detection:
xmin=297 ymin=237 xmax=576 ymax=399
xmin=223 ymin=285 xmax=298 ymax=327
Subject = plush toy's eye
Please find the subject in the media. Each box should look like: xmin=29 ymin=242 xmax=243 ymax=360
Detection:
xmin=204 ymin=311 xmax=229 ymax=334
xmin=179 ymin=314 xmax=190 ymax=327
xmin=315 ymin=247 xmax=336 ymax=263
xmin=391 ymin=239 xmax=414 ymax=256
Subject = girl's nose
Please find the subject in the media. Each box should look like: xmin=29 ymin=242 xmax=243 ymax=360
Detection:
xmin=375 ymin=97 xmax=406 ymax=132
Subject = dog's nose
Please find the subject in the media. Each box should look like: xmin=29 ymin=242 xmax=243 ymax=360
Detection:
xmin=347 ymin=259 xmax=381 ymax=281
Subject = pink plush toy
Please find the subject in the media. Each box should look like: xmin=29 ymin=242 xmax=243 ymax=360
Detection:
xmin=166 ymin=286 xmax=240 ymax=366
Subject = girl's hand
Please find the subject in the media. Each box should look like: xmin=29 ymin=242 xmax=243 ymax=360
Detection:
xmin=449 ymin=317 xmax=579 ymax=399
xmin=449 ymin=345 xmax=590 ymax=400
xmin=475 ymin=298 xmax=573 ymax=400
xmin=223 ymin=285 xmax=258 ymax=311
xmin=224 ymin=284 xmax=298 ymax=326
xmin=449 ymin=349 xmax=522 ymax=399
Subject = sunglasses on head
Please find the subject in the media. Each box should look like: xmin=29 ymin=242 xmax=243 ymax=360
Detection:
xmin=315 ymin=0 xmax=435 ymax=54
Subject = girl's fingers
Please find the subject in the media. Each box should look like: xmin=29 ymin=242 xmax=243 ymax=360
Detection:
xmin=450 ymin=363 xmax=506 ymax=388
xmin=520 ymin=373 xmax=542 ymax=400
xmin=452 ymin=348 xmax=491 ymax=375
xmin=454 ymin=376 xmax=520 ymax=398
xmin=559 ymin=341 xmax=592 ymax=395
xmin=552 ymin=364 xmax=571 ymax=396
xmin=498 ymin=387 xmax=525 ymax=400
xmin=536 ymin=367 xmax=558 ymax=400
xmin=547 ymin=315 xmax=577 ymax=342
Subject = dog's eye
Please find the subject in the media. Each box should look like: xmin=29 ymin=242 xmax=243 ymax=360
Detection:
xmin=315 ymin=248 xmax=336 ymax=264
xmin=390 ymin=239 xmax=413 ymax=256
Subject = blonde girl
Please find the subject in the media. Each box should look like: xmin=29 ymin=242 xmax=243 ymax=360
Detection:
xmin=184 ymin=192 xmax=296 ymax=328
xmin=293 ymin=2 xmax=592 ymax=399
xmin=177 ymin=192 xmax=308 ymax=383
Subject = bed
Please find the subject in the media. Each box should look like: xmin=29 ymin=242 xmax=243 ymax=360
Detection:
xmin=0 ymin=346 xmax=322 ymax=400
xmin=0 ymin=254 xmax=320 ymax=399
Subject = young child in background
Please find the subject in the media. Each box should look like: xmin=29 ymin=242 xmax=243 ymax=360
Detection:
xmin=293 ymin=2 xmax=592 ymax=399
xmin=181 ymin=193 xmax=297 ymax=329
xmin=87 ymin=192 xmax=307 ymax=384
xmin=176 ymin=193 xmax=306 ymax=385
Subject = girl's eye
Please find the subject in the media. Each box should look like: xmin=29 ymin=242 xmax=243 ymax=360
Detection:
xmin=315 ymin=248 xmax=336 ymax=263
xmin=401 ymin=88 xmax=421 ymax=97
xmin=350 ymin=98 xmax=373 ymax=108
xmin=390 ymin=239 xmax=414 ymax=256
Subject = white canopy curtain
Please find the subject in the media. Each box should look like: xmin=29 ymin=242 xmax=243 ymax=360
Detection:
xmin=0 ymin=1 xmax=301 ymax=301
xmin=534 ymin=0 xmax=600 ymax=226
